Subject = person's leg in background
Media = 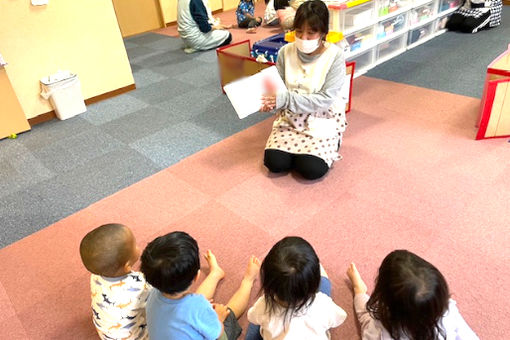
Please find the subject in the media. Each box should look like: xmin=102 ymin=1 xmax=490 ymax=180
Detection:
xmin=319 ymin=264 xmax=332 ymax=296
xmin=245 ymin=323 xmax=263 ymax=340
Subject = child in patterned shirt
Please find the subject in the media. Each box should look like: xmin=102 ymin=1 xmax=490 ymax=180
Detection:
xmin=80 ymin=224 xmax=149 ymax=340
xmin=236 ymin=0 xmax=262 ymax=33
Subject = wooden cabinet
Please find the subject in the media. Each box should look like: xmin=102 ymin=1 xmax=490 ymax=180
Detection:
xmin=0 ymin=67 xmax=30 ymax=140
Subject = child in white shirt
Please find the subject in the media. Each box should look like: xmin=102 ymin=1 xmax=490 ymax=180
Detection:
xmin=347 ymin=250 xmax=479 ymax=340
xmin=245 ymin=236 xmax=347 ymax=340
xmin=80 ymin=224 xmax=150 ymax=340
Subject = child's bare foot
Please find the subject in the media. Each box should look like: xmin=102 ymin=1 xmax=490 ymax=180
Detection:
xmin=204 ymin=250 xmax=225 ymax=281
xmin=247 ymin=27 xmax=257 ymax=34
xmin=223 ymin=24 xmax=233 ymax=29
xmin=320 ymin=263 xmax=329 ymax=278
xmin=243 ymin=255 xmax=261 ymax=282
xmin=347 ymin=263 xmax=368 ymax=295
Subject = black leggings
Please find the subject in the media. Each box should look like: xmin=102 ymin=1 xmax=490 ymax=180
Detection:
xmin=238 ymin=17 xmax=262 ymax=29
xmin=264 ymin=149 xmax=329 ymax=180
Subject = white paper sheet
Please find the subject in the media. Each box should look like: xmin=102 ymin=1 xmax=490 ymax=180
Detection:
xmin=223 ymin=66 xmax=287 ymax=119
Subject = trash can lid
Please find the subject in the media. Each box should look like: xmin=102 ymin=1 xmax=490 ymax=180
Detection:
xmin=40 ymin=70 xmax=75 ymax=85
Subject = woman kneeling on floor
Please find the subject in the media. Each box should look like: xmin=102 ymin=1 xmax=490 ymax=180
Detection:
xmin=260 ymin=0 xmax=347 ymax=180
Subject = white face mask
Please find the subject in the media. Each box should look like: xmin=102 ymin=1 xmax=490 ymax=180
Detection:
xmin=295 ymin=37 xmax=321 ymax=54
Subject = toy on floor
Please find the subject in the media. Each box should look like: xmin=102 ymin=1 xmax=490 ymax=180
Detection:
xmin=446 ymin=0 xmax=502 ymax=33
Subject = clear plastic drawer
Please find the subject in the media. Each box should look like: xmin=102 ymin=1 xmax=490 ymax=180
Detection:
xmin=409 ymin=2 xmax=435 ymax=27
xmin=347 ymin=47 xmax=375 ymax=76
xmin=407 ymin=21 xmax=435 ymax=46
xmin=345 ymin=26 xmax=375 ymax=55
xmin=376 ymin=33 xmax=407 ymax=62
xmin=375 ymin=13 xmax=408 ymax=41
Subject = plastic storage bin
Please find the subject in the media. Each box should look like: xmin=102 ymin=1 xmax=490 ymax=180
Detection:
xmin=438 ymin=0 xmax=461 ymax=13
xmin=435 ymin=13 xmax=451 ymax=32
xmin=327 ymin=0 xmax=375 ymax=33
xmin=347 ymin=48 xmax=375 ymax=76
xmin=345 ymin=26 xmax=375 ymax=55
xmin=375 ymin=13 xmax=407 ymax=40
xmin=376 ymin=0 xmax=412 ymax=18
xmin=408 ymin=21 xmax=435 ymax=45
xmin=409 ymin=2 xmax=435 ymax=26
xmin=40 ymin=73 xmax=86 ymax=120
xmin=376 ymin=33 xmax=407 ymax=63
xmin=251 ymin=33 xmax=287 ymax=63
xmin=344 ymin=2 xmax=375 ymax=33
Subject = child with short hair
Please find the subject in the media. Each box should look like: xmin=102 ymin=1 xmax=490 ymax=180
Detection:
xmin=347 ymin=250 xmax=479 ymax=340
xmin=141 ymin=231 xmax=260 ymax=340
xmin=245 ymin=236 xmax=347 ymax=340
xmin=80 ymin=223 xmax=149 ymax=340
xmin=236 ymin=0 xmax=262 ymax=33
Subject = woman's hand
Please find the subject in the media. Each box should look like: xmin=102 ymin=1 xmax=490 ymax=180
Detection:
xmin=260 ymin=94 xmax=276 ymax=112
xmin=260 ymin=76 xmax=278 ymax=112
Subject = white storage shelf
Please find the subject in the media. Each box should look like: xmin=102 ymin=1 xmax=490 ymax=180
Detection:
xmin=335 ymin=0 xmax=460 ymax=77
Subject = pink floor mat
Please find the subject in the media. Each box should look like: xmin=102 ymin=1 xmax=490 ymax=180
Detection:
xmin=1 ymin=77 xmax=509 ymax=339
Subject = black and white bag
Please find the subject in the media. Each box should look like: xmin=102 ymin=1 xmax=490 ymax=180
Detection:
xmin=446 ymin=0 xmax=503 ymax=33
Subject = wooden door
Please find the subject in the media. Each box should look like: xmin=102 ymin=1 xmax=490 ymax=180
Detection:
xmin=112 ymin=0 xmax=164 ymax=37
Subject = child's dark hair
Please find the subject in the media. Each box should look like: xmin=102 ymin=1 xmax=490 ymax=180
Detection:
xmin=294 ymin=0 xmax=329 ymax=37
xmin=367 ymin=250 xmax=450 ymax=340
xmin=260 ymin=236 xmax=320 ymax=322
xmin=141 ymin=231 xmax=200 ymax=295
xmin=80 ymin=223 xmax=133 ymax=277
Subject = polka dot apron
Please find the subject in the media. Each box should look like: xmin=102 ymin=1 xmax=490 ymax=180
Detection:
xmin=265 ymin=43 xmax=347 ymax=167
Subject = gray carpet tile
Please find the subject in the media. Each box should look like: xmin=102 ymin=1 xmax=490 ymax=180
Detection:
xmin=0 ymin=147 xmax=160 ymax=248
xmin=101 ymin=106 xmax=190 ymax=144
xmin=189 ymin=49 xmax=220 ymax=64
xmin=132 ymin=68 xmax=169 ymax=88
xmin=123 ymin=41 xmax=139 ymax=50
xmin=143 ymin=37 xmax=184 ymax=52
xmin=155 ymin=86 xmax=226 ymax=118
xmin=0 ymin=142 xmax=54 ymax=198
xmin=129 ymin=78 xmax=195 ymax=104
xmin=125 ymin=46 xmax=161 ymax=63
xmin=34 ymin=129 xmax=124 ymax=173
xmin=172 ymin=63 xmax=222 ymax=87
xmin=125 ymin=32 xmax=170 ymax=45
xmin=81 ymin=93 xmax=149 ymax=125
xmin=130 ymin=121 xmax=224 ymax=168
xmin=149 ymin=57 xmax=203 ymax=77
xmin=190 ymin=104 xmax=272 ymax=137
xmin=131 ymin=49 xmax=187 ymax=68
xmin=367 ymin=7 xmax=510 ymax=98
xmin=16 ymin=116 xmax=95 ymax=150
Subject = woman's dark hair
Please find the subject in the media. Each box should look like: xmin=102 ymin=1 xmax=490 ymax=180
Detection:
xmin=294 ymin=0 xmax=329 ymax=37
xmin=366 ymin=250 xmax=450 ymax=340
xmin=260 ymin=236 xmax=321 ymax=323
xmin=141 ymin=231 xmax=200 ymax=295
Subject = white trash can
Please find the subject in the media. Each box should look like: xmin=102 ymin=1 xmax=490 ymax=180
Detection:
xmin=40 ymin=71 xmax=86 ymax=120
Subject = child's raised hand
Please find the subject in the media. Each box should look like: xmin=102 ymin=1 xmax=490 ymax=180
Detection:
xmin=212 ymin=303 xmax=231 ymax=322
xmin=347 ymin=262 xmax=368 ymax=295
